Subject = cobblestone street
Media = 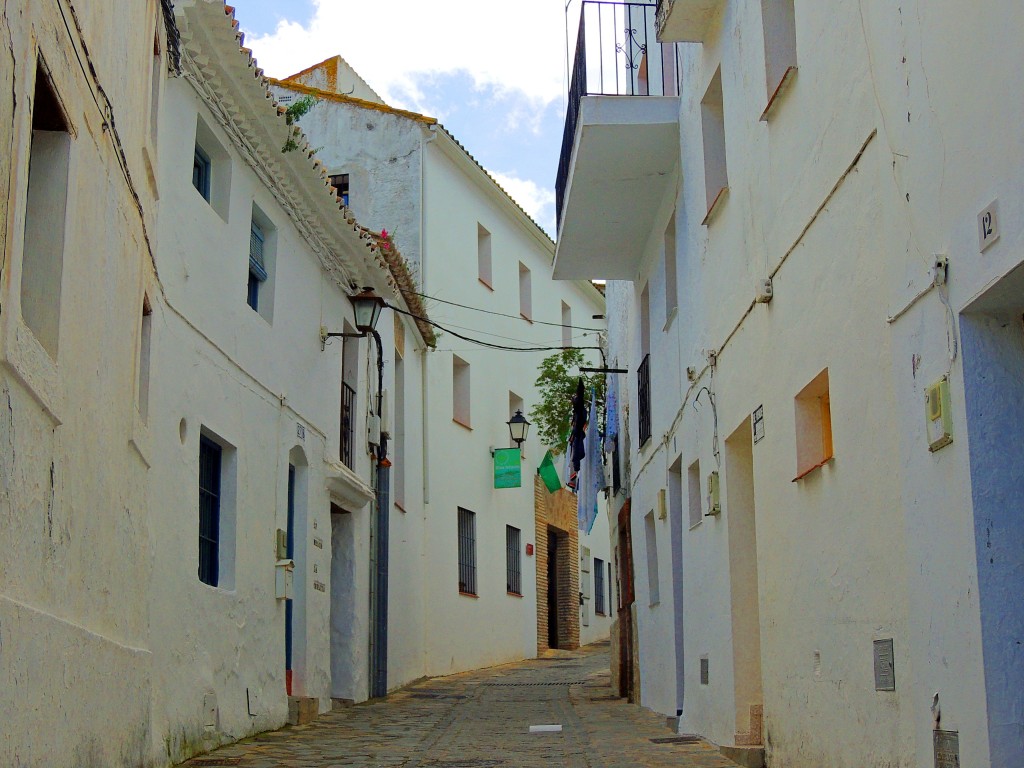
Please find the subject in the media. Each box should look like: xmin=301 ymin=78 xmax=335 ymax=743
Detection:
xmin=182 ymin=642 xmax=737 ymax=768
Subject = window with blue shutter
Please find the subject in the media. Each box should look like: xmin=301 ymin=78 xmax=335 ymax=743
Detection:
xmin=248 ymin=218 xmax=267 ymax=311
xmin=193 ymin=146 xmax=211 ymax=201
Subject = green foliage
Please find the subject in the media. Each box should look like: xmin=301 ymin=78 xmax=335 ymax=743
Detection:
xmin=281 ymin=95 xmax=319 ymax=153
xmin=529 ymin=348 xmax=605 ymax=455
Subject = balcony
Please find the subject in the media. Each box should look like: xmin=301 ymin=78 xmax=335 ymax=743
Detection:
xmin=554 ymin=0 xmax=680 ymax=281
xmin=656 ymin=0 xmax=723 ymax=44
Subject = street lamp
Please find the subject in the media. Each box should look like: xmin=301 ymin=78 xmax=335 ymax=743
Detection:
xmin=507 ymin=409 xmax=531 ymax=448
xmin=351 ymin=287 xmax=386 ymax=334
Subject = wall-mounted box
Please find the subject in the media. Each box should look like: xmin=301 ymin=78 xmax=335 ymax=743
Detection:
xmin=276 ymin=558 xmax=294 ymax=600
xmin=706 ymin=471 xmax=721 ymax=516
xmin=276 ymin=528 xmax=288 ymax=560
xmin=926 ymin=376 xmax=953 ymax=452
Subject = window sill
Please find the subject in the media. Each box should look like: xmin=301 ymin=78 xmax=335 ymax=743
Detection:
xmin=453 ymin=417 xmax=472 ymax=431
xmin=760 ymin=66 xmax=798 ymax=122
xmin=596 ymin=611 xmax=607 ymax=617
xmin=394 ymin=501 xmax=407 ymax=513
xmin=792 ymin=455 xmax=834 ymax=482
xmin=1 ymin=318 xmax=63 ymax=427
xmin=458 ymin=591 xmax=479 ymax=599
xmin=479 ymin=277 xmax=494 ymax=291
xmin=702 ymin=186 xmax=729 ymax=226
xmin=520 ymin=313 xmax=533 ymax=324
xmin=688 ymin=518 xmax=703 ymax=531
xmin=507 ymin=591 xmax=523 ymax=598
xmin=663 ymin=305 xmax=678 ymax=333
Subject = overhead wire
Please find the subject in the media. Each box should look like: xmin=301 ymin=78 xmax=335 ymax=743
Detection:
xmin=413 ymin=291 xmax=604 ymax=331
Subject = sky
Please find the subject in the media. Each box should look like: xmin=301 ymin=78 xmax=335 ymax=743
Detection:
xmin=229 ymin=0 xmax=582 ymax=236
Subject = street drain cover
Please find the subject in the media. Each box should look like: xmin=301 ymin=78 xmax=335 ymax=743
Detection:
xmin=428 ymin=761 xmax=505 ymax=767
xmin=589 ymin=695 xmax=621 ymax=701
xmin=484 ymin=681 xmax=587 ymax=687
xmin=650 ymin=735 xmax=702 ymax=744
xmin=412 ymin=692 xmax=467 ymax=700
xmin=188 ymin=760 xmax=243 ymax=767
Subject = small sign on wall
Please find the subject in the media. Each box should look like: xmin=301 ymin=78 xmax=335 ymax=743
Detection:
xmin=873 ymin=638 xmax=896 ymax=691
xmin=933 ymin=730 xmax=960 ymax=768
xmin=493 ymin=448 xmax=522 ymax=489
xmin=978 ymin=199 xmax=1000 ymax=252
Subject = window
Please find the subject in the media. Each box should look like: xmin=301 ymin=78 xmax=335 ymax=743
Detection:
xmin=561 ymin=301 xmax=572 ymax=348
xmin=453 ymin=355 xmax=471 ymax=427
xmin=458 ymin=508 xmax=477 ymax=595
xmin=329 ymin=173 xmax=350 ymax=206
xmin=794 ymin=368 xmax=833 ymax=479
xmin=701 ymin=67 xmax=729 ymax=218
xmin=608 ymin=561 xmax=614 ymax=615
xmin=477 ymin=224 xmax=492 ymax=288
xmin=664 ymin=215 xmax=678 ymax=323
xmin=193 ymin=115 xmax=231 ymax=220
xmin=340 ymin=330 xmax=359 ymax=468
xmin=688 ymin=460 xmax=702 ymax=528
xmin=638 ymin=354 xmax=651 ymax=447
xmin=149 ymin=29 xmax=162 ymax=147
xmin=506 ymin=525 xmax=522 ymax=595
xmin=198 ymin=436 xmax=222 ymax=586
xmin=645 ymin=511 xmax=660 ymax=605
xmin=21 ymin=61 xmax=71 ymax=358
xmin=137 ymin=296 xmax=153 ymax=421
xmin=761 ymin=0 xmax=797 ymax=113
xmin=519 ymin=262 xmax=532 ymax=320
xmin=192 ymin=147 xmax=211 ymax=200
xmin=640 ymin=282 xmax=651 ymax=356
xmin=247 ymin=219 xmax=267 ymax=311
xmin=595 ymin=557 xmax=606 ymax=615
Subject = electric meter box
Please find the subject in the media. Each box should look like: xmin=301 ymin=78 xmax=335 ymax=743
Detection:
xmin=925 ymin=376 xmax=953 ymax=452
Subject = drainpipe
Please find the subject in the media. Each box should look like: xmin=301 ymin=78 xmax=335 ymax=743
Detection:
xmin=368 ymin=329 xmax=389 ymax=699
xmin=420 ymin=125 xmax=438 ymax=506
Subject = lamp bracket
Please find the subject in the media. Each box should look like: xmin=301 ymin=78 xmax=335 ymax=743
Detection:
xmin=320 ymin=327 xmax=367 ymax=351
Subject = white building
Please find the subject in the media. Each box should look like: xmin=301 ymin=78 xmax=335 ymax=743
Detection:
xmin=555 ymin=1 xmax=1024 ymax=766
xmin=0 ymin=1 xmax=163 ymax=764
xmin=273 ymin=59 xmax=612 ymax=689
xmin=148 ymin=1 xmax=433 ymax=761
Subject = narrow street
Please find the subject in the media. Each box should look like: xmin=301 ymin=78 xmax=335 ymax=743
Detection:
xmin=182 ymin=642 xmax=736 ymax=768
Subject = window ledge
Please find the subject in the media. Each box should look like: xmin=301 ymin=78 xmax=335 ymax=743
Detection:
xmin=792 ymin=455 xmax=834 ymax=482
xmin=520 ymin=313 xmax=533 ymax=324
xmin=458 ymin=591 xmax=479 ymax=599
xmin=702 ymin=186 xmax=729 ymax=226
xmin=394 ymin=501 xmax=407 ymax=513
xmin=596 ymin=611 xmax=607 ymax=617
xmin=479 ymin=277 xmax=494 ymax=291
xmin=688 ymin=518 xmax=703 ymax=531
xmin=507 ymin=591 xmax=523 ymax=598
xmin=453 ymin=417 xmax=472 ymax=431
xmin=760 ymin=66 xmax=798 ymax=122
xmin=1 ymin=319 xmax=63 ymax=427
xmin=663 ymin=305 xmax=678 ymax=333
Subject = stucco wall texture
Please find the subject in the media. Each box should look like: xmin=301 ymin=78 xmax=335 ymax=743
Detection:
xmin=593 ymin=1 xmax=1024 ymax=767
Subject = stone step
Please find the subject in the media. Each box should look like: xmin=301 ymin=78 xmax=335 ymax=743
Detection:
xmin=719 ymin=744 xmax=766 ymax=768
xmin=287 ymin=695 xmax=319 ymax=726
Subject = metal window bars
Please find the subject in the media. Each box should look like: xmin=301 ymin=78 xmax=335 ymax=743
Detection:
xmin=507 ymin=525 xmax=522 ymax=595
xmin=458 ymin=508 xmax=477 ymax=595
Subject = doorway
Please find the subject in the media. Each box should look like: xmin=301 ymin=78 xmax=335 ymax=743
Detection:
xmin=725 ymin=418 xmax=763 ymax=746
xmin=285 ymin=464 xmax=295 ymax=694
xmin=547 ymin=530 xmax=559 ymax=648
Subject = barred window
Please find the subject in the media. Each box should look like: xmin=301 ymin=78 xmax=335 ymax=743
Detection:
xmin=595 ymin=557 xmax=606 ymax=615
xmin=198 ymin=436 xmax=222 ymax=586
xmin=506 ymin=525 xmax=521 ymax=595
xmin=458 ymin=508 xmax=477 ymax=595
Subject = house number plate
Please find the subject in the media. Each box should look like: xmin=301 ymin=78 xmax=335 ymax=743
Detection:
xmin=933 ymin=730 xmax=959 ymax=768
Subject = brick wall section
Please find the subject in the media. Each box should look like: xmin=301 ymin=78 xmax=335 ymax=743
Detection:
xmin=534 ymin=476 xmax=580 ymax=652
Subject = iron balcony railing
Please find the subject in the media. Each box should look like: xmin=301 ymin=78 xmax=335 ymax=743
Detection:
xmin=638 ymin=353 xmax=651 ymax=447
xmin=556 ymin=0 xmax=680 ymax=230
xmin=340 ymin=381 xmax=356 ymax=469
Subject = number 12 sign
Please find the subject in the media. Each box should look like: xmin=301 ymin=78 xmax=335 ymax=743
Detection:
xmin=978 ymin=199 xmax=1000 ymax=252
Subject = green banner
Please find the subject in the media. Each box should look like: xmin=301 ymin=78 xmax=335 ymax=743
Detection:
xmin=493 ymin=448 xmax=522 ymax=489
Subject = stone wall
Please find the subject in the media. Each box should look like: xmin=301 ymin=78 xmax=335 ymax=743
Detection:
xmin=534 ymin=476 xmax=580 ymax=651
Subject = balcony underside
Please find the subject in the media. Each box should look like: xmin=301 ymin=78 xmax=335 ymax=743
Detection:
xmin=657 ymin=0 xmax=723 ymax=43
xmin=554 ymin=95 xmax=680 ymax=281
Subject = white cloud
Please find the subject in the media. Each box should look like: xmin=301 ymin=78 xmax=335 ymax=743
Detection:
xmin=490 ymin=171 xmax=556 ymax=236
xmin=241 ymin=0 xmax=577 ymax=114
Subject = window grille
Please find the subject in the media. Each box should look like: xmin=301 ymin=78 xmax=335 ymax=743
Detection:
xmin=638 ymin=353 xmax=651 ymax=446
xmin=506 ymin=525 xmax=521 ymax=595
xmin=458 ymin=508 xmax=477 ymax=595
xmin=198 ymin=436 xmax=222 ymax=586
xmin=594 ymin=557 xmax=606 ymax=614
xmin=340 ymin=381 xmax=356 ymax=469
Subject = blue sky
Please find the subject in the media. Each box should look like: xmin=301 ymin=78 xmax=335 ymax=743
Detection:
xmin=229 ymin=0 xmax=577 ymax=235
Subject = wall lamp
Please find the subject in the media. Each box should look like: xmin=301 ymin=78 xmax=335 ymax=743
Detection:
xmin=507 ymin=409 xmax=531 ymax=448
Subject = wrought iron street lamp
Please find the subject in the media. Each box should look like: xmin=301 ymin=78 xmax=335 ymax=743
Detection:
xmin=507 ymin=409 xmax=531 ymax=448
xmin=351 ymin=287 xmax=386 ymax=334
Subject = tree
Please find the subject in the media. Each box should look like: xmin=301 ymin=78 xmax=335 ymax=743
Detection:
xmin=529 ymin=348 xmax=605 ymax=455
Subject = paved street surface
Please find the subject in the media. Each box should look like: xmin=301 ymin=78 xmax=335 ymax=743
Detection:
xmin=183 ymin=641 xmax=737 ymax=768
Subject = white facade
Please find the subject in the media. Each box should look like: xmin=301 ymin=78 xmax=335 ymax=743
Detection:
xmin=557 ymin=1 xmax=1024 ymax=766
xmin=274 ymin=66 xmax=612 ymax=688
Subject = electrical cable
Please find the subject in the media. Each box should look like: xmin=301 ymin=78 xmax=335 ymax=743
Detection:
xmin=413 ymin=291 xmax=604 ymax=331
xmin=388 ymin=302 xmax=603 ymax=354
